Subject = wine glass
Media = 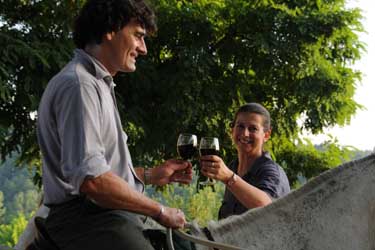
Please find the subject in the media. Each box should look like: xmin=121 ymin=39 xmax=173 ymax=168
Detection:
xmin=199 ymin=137 xmax=220 ymax=186
xmin=177 ymin=133 xmax=198 ymax=160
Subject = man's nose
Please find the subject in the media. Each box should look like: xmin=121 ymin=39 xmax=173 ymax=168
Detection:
xmin=138 ymin=38 xmax=147 ymax=55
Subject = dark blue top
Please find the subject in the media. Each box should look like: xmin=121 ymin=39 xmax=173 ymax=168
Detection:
xmin=218 ymin=152 xmax=290 ymax=219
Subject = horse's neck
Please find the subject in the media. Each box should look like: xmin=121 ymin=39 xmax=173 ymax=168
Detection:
xmin=202 ymin=154 xmax=375 ymax=250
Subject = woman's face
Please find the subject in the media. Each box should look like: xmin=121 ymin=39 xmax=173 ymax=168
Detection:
xmin=231 ymin=112 xmax=271 ymax=156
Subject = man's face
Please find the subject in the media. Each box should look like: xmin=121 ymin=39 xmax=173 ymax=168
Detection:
xmin=103 ymin=19 xmax=147 ymax=74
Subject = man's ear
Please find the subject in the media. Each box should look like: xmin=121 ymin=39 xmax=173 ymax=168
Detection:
xmin=105 ymin=32 xmax=115 ymax=41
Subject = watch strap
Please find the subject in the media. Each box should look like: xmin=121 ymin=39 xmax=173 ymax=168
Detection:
xmin=225 ymin=172 xmax=238 ymax=187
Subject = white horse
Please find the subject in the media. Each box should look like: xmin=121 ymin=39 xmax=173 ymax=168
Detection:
xmin=190 ymin=153 xmax=375 ymax=250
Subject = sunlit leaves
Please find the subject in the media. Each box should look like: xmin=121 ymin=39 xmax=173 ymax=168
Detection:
xmin=0 ymin=213 xmax=28 ymax=247
xmin=0 ymin=0 xmax=366 ymax=188
xmin=148 ymin=182 xmax=224 ymax=226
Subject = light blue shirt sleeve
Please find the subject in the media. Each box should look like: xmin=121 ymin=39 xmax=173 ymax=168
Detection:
xmin=54 ymin=81 xmax=111 ymax=195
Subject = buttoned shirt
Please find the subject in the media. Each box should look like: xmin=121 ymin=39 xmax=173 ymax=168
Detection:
xmin=218 ymin=152 xmax=290 ymax=219
xmin=37 ymin=49 xmax=144 ymax=205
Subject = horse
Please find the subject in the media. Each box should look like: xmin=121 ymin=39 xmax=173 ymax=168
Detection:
xmin=190 ymin=153 xmax=375 ymax=250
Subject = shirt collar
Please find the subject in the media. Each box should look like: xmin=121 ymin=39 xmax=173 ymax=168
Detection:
xmin=74 ymin=49 xmax=114 ymax=86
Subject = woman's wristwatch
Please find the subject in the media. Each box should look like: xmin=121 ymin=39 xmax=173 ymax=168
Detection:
xmin=225 ymin=172 xmax=238 ymax=187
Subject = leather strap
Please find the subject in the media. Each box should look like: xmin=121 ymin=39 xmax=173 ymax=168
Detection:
xmin=203 ymin=227 xmax=219 ymax=250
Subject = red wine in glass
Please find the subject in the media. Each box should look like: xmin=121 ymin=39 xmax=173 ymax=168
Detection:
xmin=199 ymin=137 xmax=219 ymax=185
xmin=178 ymin=144 xmax=197 ymax=160
xmin=199 ymin=148 xmax=219 ymax=156
xmin=177 ymin=134 xmax=198 ymax=160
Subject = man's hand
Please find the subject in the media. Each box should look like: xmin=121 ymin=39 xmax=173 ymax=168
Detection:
xmin=152 ymin=159 xmax=193 ymax=186
xmin=80 ymin=171 xmax=190 ymax=226
xmin=156 ymin=206 xmax=186 ymax=229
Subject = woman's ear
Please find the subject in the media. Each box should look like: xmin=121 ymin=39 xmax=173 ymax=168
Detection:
xmin=264 ymin=129 xmax=271 ymax=142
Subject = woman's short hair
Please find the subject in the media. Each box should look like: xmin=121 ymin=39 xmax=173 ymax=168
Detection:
xmin=230 ymin=103 xmax=271 ymax=131
xmin=73 ymin=0 xmax=157 ymax=49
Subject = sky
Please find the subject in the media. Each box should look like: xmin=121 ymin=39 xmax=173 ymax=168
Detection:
xmin=308 ymin=0 xmax=375 ymax=151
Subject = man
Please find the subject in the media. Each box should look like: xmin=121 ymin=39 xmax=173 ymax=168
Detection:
xmin=36 ymin=0 xmax=192 ymax=249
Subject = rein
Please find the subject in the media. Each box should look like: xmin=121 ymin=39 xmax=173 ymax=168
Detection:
xmin=166 ymin=223 xmax=247 ymax=250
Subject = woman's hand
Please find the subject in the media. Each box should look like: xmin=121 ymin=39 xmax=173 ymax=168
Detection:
xmin=200 ymin=155 xmax=233 ymax=183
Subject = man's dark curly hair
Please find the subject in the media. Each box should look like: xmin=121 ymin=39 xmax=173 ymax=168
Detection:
xmin=73 ymin=0 xmax=157 ymax=49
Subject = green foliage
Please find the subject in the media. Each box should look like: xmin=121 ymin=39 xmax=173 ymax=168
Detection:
xmin=0 ymin=212 xmax=28 ymax=247
xmin=0 ymin=0 xmax=366 ymax=207
xmin=269 ymin=135 xmax=355 ymax=187
xmin=0 ymin=155 xmax=40 ymax=223
xmin=0 ymin=0 xmax=369 ymax=233
xmin=148 ymin=181 xmax=224 ymax=226
xmin=112 ymin=0 xmax=365 ymax=171
xmin=0 ymin=0 xmax=80 ymax=168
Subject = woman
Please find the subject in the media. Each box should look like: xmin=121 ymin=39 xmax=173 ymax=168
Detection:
xmin=200 ymin=103 xmax=290 ymax=219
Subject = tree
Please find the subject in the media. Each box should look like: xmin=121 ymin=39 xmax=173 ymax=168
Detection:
xmin=0 ymin=155 xmax=40 ymax=223
xmin=0 ymin=0 xmax=80 ymax=166
xmin=0 ymin=0 xmax=365 ymax=185
xmin=269 ymin=135 xmax=355 ymax=186
xmin=105 ymin=0 xmax=365 ymax=181
xmin=0 ymin=212 xmax=28 ymax=247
